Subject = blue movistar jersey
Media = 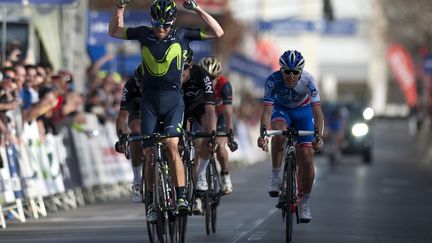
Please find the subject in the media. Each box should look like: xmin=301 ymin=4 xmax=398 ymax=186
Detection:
xmin=263 ymin=70 xmax=320 ymax=109
xmin=124 ymin=26 xmax=203 ymax=91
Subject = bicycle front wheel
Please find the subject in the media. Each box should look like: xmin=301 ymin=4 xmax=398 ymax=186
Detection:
xmin=283 ymin=157 xmax=294 ymax=243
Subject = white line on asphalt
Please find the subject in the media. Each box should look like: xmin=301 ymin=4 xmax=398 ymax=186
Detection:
xmin=231 ymin=208 xmax=278 ymax=243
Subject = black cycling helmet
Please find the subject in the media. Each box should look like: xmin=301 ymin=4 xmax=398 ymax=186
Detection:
xmin=185 ymin=47 xmax=193 ymax=64
xmin=150 ymin=0 xmax=177 ymax=23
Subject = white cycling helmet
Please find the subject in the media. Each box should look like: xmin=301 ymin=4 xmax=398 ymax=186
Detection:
xmin=199 ymin=57 xmax=222 ymax=77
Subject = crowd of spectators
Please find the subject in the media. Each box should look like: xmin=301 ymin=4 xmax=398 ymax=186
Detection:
xmin=0 ymin=43 xmax=125 ymax=148
xmin=0 ymin=42 xmax=263 ymax=156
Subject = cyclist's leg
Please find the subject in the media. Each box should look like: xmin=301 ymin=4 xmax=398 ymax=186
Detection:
xmin=140 ymin=95 xmax=158 ymax=221
xmin=289 ymin=105 xmax=315 ymax=195
xmin=129 ymin=111 xmax=143 ymax=202
xmin=215 ymin=115 xmax=229 ymax=173
xmin=289 ymin=105 xmax=315 ymax=222
xmin=129 ymin=100 xmax=143 ymax=181
xmin=160 ymin=91 xmax=188 ymax=211
xmin=268 ymin=106 xmax=290 ymax=196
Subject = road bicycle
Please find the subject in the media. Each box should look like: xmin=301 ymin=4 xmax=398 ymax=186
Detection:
xmin=191 ymin=129 xmax=236 ymax=235
xmin=260 ymin=125 xmax=317 ymax=243
xmin=129 ymin=133 xmax=183 ymax=243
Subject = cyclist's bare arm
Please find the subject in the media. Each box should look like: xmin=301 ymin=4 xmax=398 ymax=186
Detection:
xmin=258 ymin=104 xmax=273 ymax=151
xmin=185 ymin=2 xmax=224 ymax=39
xmin=204 ymin=104 xmax=217 ymax=132
xmin=260 ymin=104 xmax=273 ymax=132
xmin=223 ymin=104 xmax=234 ymax=131
xmin=108 ymin=6 xmax=127 ymax=39
xmin=116 ymin=110 xmax=129 ymax=137
xmin=312 ymin=104 xmax=324 ymax=137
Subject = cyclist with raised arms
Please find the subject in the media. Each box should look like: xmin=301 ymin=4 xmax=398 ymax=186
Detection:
xmin=198 ymin=57 xmax=237 ymax=195
xmin=257 ymin=50 xmax=324 ymax=223
xmin=108 ymin=0 xmax=224 ymax=220
xmin=115 ymin=65 xmax=147 ymax=203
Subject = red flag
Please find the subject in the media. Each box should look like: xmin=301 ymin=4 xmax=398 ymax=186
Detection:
xmin=387 ymin=44 xmax=417 ymax=107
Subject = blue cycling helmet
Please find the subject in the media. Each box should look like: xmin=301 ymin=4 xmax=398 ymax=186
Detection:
xmin=150 ymin=0 xmax=177 ymax=23
xmin=279 ymin=50 xmax=305 ymax=70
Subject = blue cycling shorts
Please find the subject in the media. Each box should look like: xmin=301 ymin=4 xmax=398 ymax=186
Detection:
xmin=271 ymin=104 xmax=315 ymax=146
xmin=140 ymin=91 xmax=184 ymax=136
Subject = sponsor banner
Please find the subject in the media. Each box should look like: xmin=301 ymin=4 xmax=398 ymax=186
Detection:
xmin=22 ymin=122 xmax=51 ymax=196
xmin=61 ymin=127 xmax=84 ymax=190
xmin=387 ymin=44 xmax=417 ymax=107
xmin=0 ymin=146 xmax=15 ymax=204
xmin=258 ymin=18 xmax=357 ymax=36
xmin=5 ymin=144 xmax=24 ymax=199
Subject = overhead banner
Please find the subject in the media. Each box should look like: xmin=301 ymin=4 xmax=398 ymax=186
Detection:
xmin=387 ymin=44 xmax=417 ymax=107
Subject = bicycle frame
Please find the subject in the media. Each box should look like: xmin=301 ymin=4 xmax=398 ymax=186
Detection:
xmin=129 ymin=133 xmax=181 ymax=243
xmin=260 ymin=126 xmax=317 ymax=243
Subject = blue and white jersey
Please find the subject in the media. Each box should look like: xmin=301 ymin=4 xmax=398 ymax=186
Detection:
xmin=263 ymin=70 xmax=320 ymax=109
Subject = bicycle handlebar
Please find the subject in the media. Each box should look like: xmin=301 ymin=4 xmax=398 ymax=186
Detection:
xmin=128 ymin=133 xmax=182 ymax=143
xmin=260 ymin=125 xmax=318 ymax=139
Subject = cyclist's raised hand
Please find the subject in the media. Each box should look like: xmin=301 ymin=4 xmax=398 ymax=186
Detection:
xmin=257 ymin=137 xmax=269 ymax=152
xmin=183 ymin=0 xmax=198 ymax=10
xmin=312 ymin=137 xmax=324 ymax=152
xmin=116 ymin=0 xmax=131 ymax=8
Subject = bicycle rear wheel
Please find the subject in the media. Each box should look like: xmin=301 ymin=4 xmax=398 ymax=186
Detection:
xmin=205 ymin=164 xmax=212 ymax=235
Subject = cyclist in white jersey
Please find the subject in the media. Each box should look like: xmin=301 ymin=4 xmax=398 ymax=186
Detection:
xmin=257 ymin=50 xmax=324 ymax=223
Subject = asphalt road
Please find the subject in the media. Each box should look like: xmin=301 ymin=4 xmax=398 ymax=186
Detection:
xmin=2 ymin=119 xmax=432 ymax=243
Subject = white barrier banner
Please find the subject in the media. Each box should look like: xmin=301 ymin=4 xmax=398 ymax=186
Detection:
xmin=0 ymin=146 xmax=16 ymax=204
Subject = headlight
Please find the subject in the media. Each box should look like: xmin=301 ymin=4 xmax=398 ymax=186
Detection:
xmin=362 ymin=107 xmax=374 ymax=120
xmin=352 ymin=123 xmax=369 ymax=137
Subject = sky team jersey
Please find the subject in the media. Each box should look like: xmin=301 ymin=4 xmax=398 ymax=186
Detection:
xmin=124 ymin=26 xmax=203 ymax=91
xmin=214 ymin=76 xmax=233 ymax=114
xmin=263 ymin=70 xmax=320 ymax=109
xmin=120 ymin=78 xmax=141 ymax=111
xmin=182 ymin=64 xmax=215 ymax=114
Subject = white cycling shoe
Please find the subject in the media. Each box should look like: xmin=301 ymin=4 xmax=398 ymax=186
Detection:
xmin=268 ymin=175 xmax=282 ymax=197
xmin=131 ymin=184 xmax=142 ymax=203
xmin=299 ymin=201 xmax=312 ymax=223
xmin=221 ymin=174 xmax=233 ymax=195
xmin=195 ymin=174 xmax=208 ymax=191
xmin=146 ymin=204 xmax=157 ymax=223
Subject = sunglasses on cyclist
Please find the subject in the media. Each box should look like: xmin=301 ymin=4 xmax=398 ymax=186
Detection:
xmin=151 ymin=20 xmax=173 ymax=29
xmin=282 ymin=69 xmax=302 ymax=76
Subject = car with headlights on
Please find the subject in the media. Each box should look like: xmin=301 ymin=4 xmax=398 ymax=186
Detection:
xmin=340 ymin=102 xmax=374 ymax=164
